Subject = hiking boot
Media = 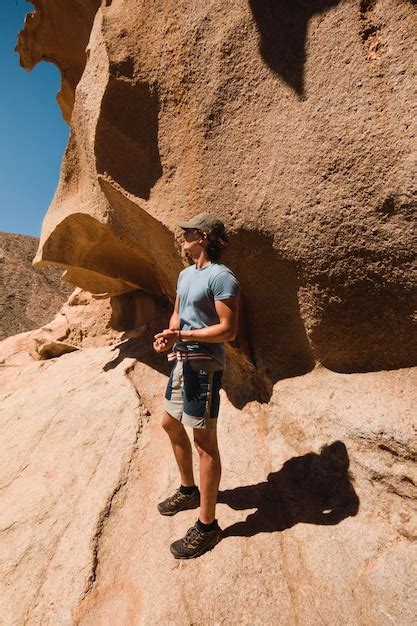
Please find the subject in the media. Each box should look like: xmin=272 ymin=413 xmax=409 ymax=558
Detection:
xmin=157 ymin=487 xmax=200 ymax=516
xmin=170 ymin=521 xmax=222 ymax=559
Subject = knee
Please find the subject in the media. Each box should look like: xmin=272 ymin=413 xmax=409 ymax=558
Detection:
xmin=161 ymin=411 xmax=181 ymax=435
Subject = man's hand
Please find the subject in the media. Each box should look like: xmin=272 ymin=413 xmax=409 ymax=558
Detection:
xmin=153 ymin=328 xmax=179 ymax=353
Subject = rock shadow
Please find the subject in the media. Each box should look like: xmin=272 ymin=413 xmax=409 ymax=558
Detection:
xmin=309 ymin=282 xmax=417 ymax=373
xmin=249 ymin=0 xmax=342 ymax=95
xmin=219 ymin=441 xmax=359 ymax=537
xmin=103 ymin=334 xmax=171 ymax=377
xmin=222 ymin=229 xmax=314 ymax=406
xmin=95 ymin=77 xmax=162 ymax=200
xmin=103 ymin=296 xmax=172 ymax=377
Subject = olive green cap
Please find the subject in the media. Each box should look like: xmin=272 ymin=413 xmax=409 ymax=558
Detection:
xmin=177 ymin=212 xmax=225 ymax=235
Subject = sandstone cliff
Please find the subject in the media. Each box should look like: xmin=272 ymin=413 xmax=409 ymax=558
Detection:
xmin=17 ymin=0 xmax=417 ymax=387
xmin=1 ymin=0 xmax=415 ymax=623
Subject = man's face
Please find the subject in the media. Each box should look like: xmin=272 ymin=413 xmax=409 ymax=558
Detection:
xmin=181 ymin=228 xmax=205 ymax=254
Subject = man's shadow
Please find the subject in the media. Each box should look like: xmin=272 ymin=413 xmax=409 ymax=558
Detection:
xmin=218 ymin=441 xmax=359 ymax=537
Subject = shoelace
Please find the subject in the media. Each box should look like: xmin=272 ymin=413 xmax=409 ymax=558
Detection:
xmin=171 ymin=490 xmax=188 ymax=504
xmin=184 ymin=525 xmax=205 ymax=548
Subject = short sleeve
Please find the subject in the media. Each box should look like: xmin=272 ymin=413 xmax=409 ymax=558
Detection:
xmin=210 ymin=270 xmax=240 ymax=301
xmin=176 ymin=269 xmax=185 ymax=293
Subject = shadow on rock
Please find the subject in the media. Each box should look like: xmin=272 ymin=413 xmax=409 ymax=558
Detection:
xmin=103 ymin=331 xmax=171 ymax=377
xmin=308 ymin=280 xmax=417 ymax=374
xmin=103 ymin=307 xmax=171 ymax=376
xmin=103 ymin=291 xmax=172 ymax=375
xmin=219 ymin=441 xmax=359 ymax=537
xmin=96 ymin=79 xmax=162 ymax=200
xmin=249 ymin=0 xmax=342 ymax=95
xmin=223 ymin=229 xmax=314 ymax=407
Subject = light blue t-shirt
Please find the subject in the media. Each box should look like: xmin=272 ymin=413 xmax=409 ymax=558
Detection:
xmin=174 ymin=262 xmax=240 ymax=366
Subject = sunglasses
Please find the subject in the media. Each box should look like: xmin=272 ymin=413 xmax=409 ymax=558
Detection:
xmin=182 ymin=229 xmax=205 ymax=241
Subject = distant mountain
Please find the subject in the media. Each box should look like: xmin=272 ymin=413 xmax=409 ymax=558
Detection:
xmin=0 ymin=232 xmax=73 ymax=340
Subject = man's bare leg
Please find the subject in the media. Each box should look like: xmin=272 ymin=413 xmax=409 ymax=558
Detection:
xmin=193 ymin=429 xmax=221 ymax=524
xmin=161 ymin=411 xmax=195 ymax=486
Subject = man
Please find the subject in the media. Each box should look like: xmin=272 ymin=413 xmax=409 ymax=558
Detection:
xmin=153 ymin=212 xmax=240 ymax=559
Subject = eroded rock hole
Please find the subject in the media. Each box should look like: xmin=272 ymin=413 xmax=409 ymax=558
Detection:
xmin=95 ymin=78 xmax=162 ymax=199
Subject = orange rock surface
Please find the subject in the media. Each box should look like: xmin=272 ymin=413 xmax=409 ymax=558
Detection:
xmin=2 ymin=0 xmax=415 ymax=623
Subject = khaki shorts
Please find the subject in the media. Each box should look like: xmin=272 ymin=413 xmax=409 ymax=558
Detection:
xmin=164 ymin=360 xmax=223 ymax=429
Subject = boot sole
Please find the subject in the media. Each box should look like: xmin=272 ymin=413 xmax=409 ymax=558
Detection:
xmin=170 ymin=532 xmax=222 ymax=559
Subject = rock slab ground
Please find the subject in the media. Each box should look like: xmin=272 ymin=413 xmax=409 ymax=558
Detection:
xmin=1 ymin=339 xmax=416 ymax=625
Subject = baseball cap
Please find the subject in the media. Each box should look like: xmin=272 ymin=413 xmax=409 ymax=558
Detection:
xmin=177 ymin=212 xmax=225 ymax=235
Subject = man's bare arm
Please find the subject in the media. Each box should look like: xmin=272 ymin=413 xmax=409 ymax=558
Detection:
xmin=169 ymin=295 xmax=180 ymax=330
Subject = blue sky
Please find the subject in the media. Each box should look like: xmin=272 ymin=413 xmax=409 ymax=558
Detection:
xmin=0 ymin=0 xmax=69 ymax=237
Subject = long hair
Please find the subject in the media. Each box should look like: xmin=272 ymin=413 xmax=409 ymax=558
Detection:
xmin=206 ymin=228 xmax=229 ymax=261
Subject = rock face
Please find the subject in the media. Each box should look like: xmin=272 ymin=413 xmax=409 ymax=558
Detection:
xmin=3 ymin=1 xmax=416 ymax=624
xmin=0 ymin=232 xmax=73 ymax=340
xmin=16 ymin=0 xmax=416 ymax=387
